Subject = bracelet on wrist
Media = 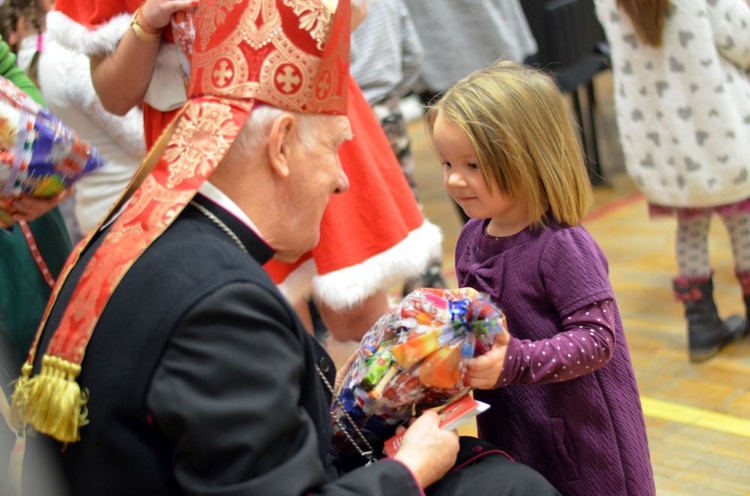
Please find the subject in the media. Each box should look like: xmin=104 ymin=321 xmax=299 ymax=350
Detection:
xmin=131 ymin=20 xmax=161 ymax=43
xmin=135 ymin=7 xmax=162 ymax=34
xmin=131 ymin=7 xmax=163 ymax=43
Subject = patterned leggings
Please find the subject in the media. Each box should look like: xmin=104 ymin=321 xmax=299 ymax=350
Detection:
xmin=676 ymin=211 xmax=750 ymax=277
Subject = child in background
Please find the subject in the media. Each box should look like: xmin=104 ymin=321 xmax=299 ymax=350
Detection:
xmin=425 ymin=61 xmax=655 ymax=495
xmin=0 ymin=0 xmax=46 ymax=86
xmin=594 ymin=0 xmax=748 ymax=361
xmin=3 ymin=0 xmax=86 ymax=244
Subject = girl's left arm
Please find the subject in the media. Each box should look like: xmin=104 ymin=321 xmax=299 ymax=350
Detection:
xmin=496 ymin=299 xmax=617 ymax=387
xmin=470 ymin=226 xmax=619 ymax=390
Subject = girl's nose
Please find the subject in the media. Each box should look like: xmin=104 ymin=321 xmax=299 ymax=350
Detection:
xmin=446 ymin=171 xmax=466 ymax=188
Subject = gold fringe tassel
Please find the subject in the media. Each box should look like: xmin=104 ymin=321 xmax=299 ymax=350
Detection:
xmin=10 ymin=356 xmax=88 ymax=443
xmin=9 ymin=363 xmax=33 ymax=431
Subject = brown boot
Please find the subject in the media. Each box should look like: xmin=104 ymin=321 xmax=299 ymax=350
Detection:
xmin=673 ymin=275 xmax=746 ymax=362
xmin=737 ymin=269 xmax=750 ymax=334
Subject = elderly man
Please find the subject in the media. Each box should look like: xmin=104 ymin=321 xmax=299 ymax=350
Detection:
xmin=11 ymin=1 xmax=558 ymax=495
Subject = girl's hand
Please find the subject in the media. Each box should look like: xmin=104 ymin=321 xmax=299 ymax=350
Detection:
xmin=468 ymin=332 xmax=510 ymax=389
xmin=140 ymin=0 xmax=199 ymax=30
xmin=1 ymin=189 xmax=72 ymax=223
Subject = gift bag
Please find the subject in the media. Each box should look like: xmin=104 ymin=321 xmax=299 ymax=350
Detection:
xmin=0 ymin=75 xmax=104 ymax=225
xmin=329 ymin=287 xmax=506 ymax=466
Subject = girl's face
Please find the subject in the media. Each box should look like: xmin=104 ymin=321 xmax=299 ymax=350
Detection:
xmin=432 ymin=111 xmax=530 ymax=237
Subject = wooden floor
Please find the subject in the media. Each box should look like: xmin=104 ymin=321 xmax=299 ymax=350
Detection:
xmin=407 ymin=71 xmax=750 ymax=495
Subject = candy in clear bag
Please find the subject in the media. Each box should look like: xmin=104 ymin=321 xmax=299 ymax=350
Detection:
xmin=329 ymin=287 xmax=506 ymax=465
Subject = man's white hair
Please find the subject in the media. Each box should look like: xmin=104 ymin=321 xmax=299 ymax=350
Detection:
xmin=228 ymin=106 xmax=329 ymax=160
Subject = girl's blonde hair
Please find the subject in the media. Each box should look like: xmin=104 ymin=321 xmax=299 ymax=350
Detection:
xmin=425 ymin=60 xmax=593 ymax=228
xmin=617 ymin=0 xmax=670 ymax=47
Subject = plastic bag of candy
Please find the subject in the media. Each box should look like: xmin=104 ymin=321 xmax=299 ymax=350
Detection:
xmin=0 ymin=75 xmax=104 ymax=226
xmin=329 ymin=287 xmax=506 ymax=466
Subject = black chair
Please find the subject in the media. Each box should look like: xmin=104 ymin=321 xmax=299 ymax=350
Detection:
xmin=522 ymin=0 xmax=611 ymax=185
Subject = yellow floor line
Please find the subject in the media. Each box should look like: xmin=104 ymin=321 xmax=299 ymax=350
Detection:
xmin=641 ymin=397 xmax=750 ymax=438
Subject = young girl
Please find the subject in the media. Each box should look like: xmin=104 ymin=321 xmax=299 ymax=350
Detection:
xmin=425 ymin=61 xmax=655 ymax=495
xmin=1 ymin=0 xmax=48 ymax=87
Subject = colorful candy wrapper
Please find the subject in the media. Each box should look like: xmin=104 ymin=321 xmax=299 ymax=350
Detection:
xmin=329 ymin=287 xmax=506 ymax=467
xmin=0 ymin=75 xmax=104 ymax=227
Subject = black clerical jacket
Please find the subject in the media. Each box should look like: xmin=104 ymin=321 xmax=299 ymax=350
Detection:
xmin=27 ymin=194 xmax=421 ymax=495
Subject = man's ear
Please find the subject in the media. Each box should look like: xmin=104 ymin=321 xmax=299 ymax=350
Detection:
xmin=267 ymin=113 xmax=297 ymax=178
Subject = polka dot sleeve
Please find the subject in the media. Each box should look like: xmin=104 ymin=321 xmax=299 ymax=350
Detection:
xmin=497 ymin=299 xmax=617 ymax=387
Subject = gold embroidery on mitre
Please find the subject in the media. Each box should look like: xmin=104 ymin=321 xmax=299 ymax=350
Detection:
xmin=238 ymin=0 xmax=282 ymax=50
xmin=315 ymin=69 xmax=334 ymax=100
xmin=275 ymin=64 xmax=304 ymax=95
xmin=193 ymin=1 xmax=279 ymax=98
xmin=196 ymin=44 xmax=252 ymax=98
xmin=320 ymin=0 xmax=338 ymax=11
xmin=163 ymin=102 xmax=239 ymax=189
xmin=197 ymin=0 xmax=243 ymax=51
xmin=258 ymin=49 xmax=318 ymax=110
xmin=282 ymin=0 xmax=333 ymax=50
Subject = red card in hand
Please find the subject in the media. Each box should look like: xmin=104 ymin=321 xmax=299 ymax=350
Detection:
xmin=383 ymin=395 xmax=490 ymax=458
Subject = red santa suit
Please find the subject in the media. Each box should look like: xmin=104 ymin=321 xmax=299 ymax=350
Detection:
xmin=47 ymin=0 xmax=442 ymax=311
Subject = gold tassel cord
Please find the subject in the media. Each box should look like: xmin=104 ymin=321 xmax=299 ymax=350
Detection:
xmin=9 ymin=363 xmax=33 ymax=431
xmin=11 ymin=355 xmax=89 ymax=443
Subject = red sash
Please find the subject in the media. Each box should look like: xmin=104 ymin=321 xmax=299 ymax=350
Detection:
xmin=12 ymin=98 xmax=253 ymax=442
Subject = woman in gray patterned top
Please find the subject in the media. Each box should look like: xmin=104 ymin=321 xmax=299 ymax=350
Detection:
xmin=595 ymin=0 xmax=750 ymax=362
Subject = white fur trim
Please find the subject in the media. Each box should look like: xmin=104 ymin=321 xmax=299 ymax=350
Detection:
xmin=314 ymin=220 xmax=443 ymax=311
xmin=46 ymin=10 xmax=131 ymax=56
xmin=275 ymin=258 xmax=318 ymax=308
xmin=277 ymin=220 xmax=443 ymax=310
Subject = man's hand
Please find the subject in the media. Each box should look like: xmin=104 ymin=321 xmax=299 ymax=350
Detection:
xmin=334 ymin=350 xmax=358 ymax=393
xmin=468 ymin=331 xmax=510 ymax=389
xmin=393 ymin=410 xmax=459 ymax=488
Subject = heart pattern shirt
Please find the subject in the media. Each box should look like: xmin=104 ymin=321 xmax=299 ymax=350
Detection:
xmin=595 ymin=0 xmax=750 ymax=209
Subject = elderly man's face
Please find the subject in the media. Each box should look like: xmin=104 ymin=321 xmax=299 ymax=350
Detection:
xmin=279 ymin=114 xmax=352 ymax=261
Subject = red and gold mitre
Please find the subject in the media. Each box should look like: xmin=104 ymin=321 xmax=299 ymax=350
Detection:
xmin=189 ymin=0 xmax=348 ymax=114
xmin=12 ymin=0 xmax=350 ymax=444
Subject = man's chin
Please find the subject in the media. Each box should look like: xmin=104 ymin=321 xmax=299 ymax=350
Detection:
xmin=272 ymin=238 xmax=320 ymax=264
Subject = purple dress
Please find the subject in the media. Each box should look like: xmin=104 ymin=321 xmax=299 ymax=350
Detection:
xmin=456 ymin=219 xmax=655 ymax=496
